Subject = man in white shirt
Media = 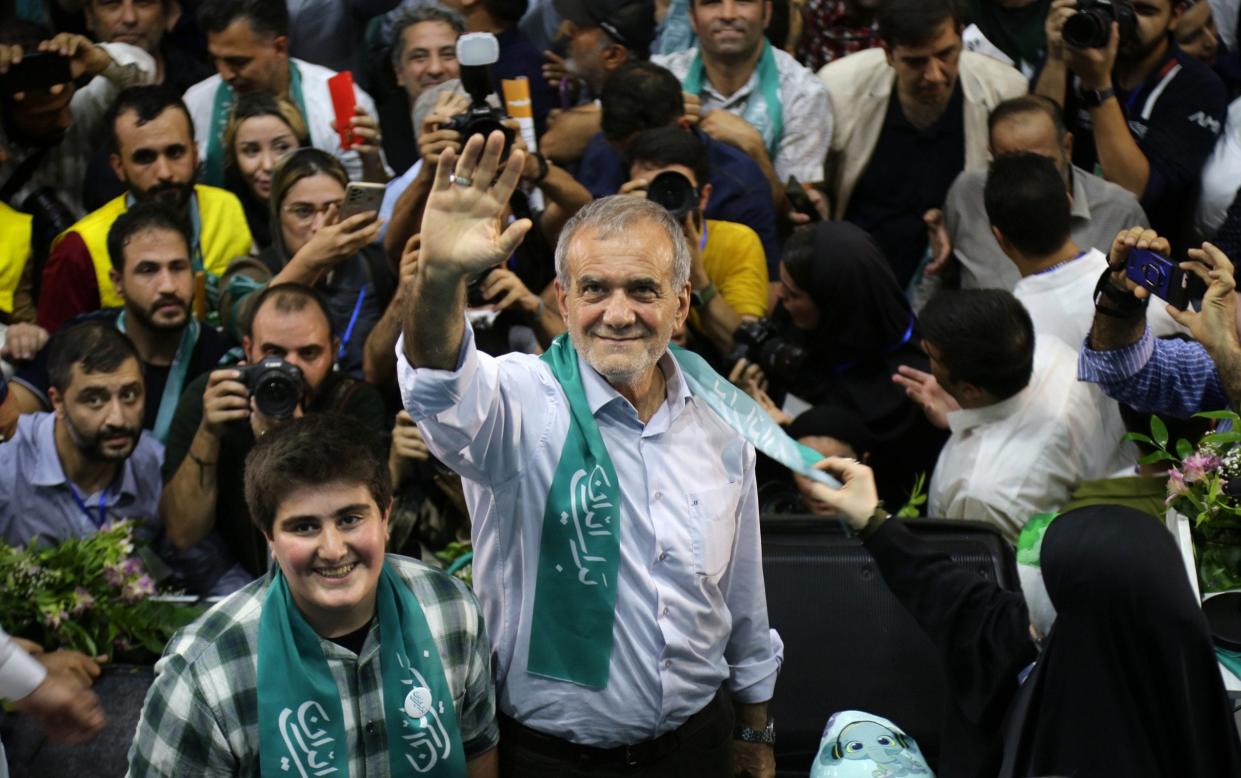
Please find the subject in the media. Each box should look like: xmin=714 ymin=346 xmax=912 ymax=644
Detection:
xmin=916 ymin=289 xmax=1132 ymax=542
xmin=653 ymin=0 xmax=832 ymax=215
xmin=184 ymin=0 xmax=387 ymax=186
xmin=984 ymin=151 xmax=1183 ymax=348
xmin=398 ymin=132 xmax=779 ymax=776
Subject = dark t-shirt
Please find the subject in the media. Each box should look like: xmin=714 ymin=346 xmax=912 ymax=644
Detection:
xmin=574 ymin=128 xmax=783 ymax=277
xmin=14 ymin=308 xmax=235 ymax=430
xmin=1064 ymin=41 xmax=1226 ymax=244
xmin=845 ymin=84 xmax=966 ymax=288
xmin=161 ymin=369 xmax=388 ymax=577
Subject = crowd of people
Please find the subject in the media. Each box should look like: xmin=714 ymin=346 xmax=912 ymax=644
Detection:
xmin=2 ymin=0 xmax=1241 ymax=775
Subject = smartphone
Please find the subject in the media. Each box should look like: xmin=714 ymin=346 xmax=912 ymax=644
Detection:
xmin=1125 ymin=247 xmax=1191 ymax=309
xmin=327 ymin=71 xmax=357 ymax=150
xmin=1 ymin=51 xmax=73 ymax=96
xmin=785 ymin=176 xmax=822 ymax=223
xmin=338 ymin=181 xmax=386 ymax=221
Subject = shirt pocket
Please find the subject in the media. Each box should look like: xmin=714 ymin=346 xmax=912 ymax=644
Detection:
xmin=688 ymin=483 xmax=741 ymax=580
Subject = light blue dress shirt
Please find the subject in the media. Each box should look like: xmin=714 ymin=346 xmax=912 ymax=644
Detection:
xmin=398 ymin=325 xmax=782 ymax=747
xmin=0 ymin=413 xmax=248 ymax=595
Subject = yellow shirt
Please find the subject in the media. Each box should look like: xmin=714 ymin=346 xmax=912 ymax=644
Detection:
xmin=689 ymin=219 xmax=769 ymax=334
xmin=0 ymin=203 xmax=32 ymax=316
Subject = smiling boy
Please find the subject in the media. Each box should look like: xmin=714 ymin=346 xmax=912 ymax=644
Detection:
xmin=126 ymin=413 xmax=498 ymax=777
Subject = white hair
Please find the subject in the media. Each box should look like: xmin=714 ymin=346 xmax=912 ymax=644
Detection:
xmin=554 ymin=195 xmax=691 ymax=290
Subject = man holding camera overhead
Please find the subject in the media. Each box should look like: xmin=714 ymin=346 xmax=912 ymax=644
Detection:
xmin=1034 ymin=0 xmax=1226 ymax=244
xmin=159 ymin=282 xmax=386 ymax=585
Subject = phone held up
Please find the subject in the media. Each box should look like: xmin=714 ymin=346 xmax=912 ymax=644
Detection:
xmin=1125 ymin=247 xmax=1192 ymax=310
xmin=338 ymin=182 xmax=385 ymax=221
xmin=0 ymin=51 xmax=73 ymax=96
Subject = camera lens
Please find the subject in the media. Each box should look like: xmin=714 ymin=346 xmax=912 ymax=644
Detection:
xmin=254 ymin=372 xmax=301 ymax=419
xmin=1062 ymin=9 xmax=1111 ymax=48
xmin=647 ymin=171 xmax=698 ymax=220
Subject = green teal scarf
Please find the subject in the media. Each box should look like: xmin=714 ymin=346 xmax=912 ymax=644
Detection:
xmin=528 ymin=336 xmax=838 ymax=688
xmin=115 ymin=310 xmax=198 ymax=444
xmin=204 ymin=62 xmax=307 ymax=187
xmin=257 ymin=562 xmax=465 ymax=776
xmin=682 ymin=39 xmax=783 ymax=161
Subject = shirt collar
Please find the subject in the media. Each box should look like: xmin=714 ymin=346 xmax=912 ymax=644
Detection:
xmin=946 ymin=383 xmax=1034 ymax=435
xmin=1069 ymin=164 xmax=1092 ymax=222
xmin=578 ymin=347 xmax=691 ymax=421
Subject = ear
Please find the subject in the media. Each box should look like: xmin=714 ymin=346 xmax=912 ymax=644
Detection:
xmin=110 ymin=267 xmax=124 ymax=301
xmin=109 ymin=152 xmax=126 ymax=184
xmin=699 ymin=182 xmax=713 ymax=212
xmin=48 ymin=385 xmax=65 ymax=417
xmin=601 ymin=43 xmax=627 ymax=69
xmin=83 ymin=6 xmax=97 ymax=35
xmin=554 ymin=277 xmax=569 ymax=320
xmin=166 ymin=1 xmax=183 ymax=32
xmin=272 ymin=35 xmax=289 ymax=56
xmin=763 ymin=0 xmax=773 ymax=29
xmin=242 ymin=334 xmax=253 ymax=361
xmin=331 ymin=335 xmax=342 ymax=363
xmin=675 ymin=279 xmax=691 ymax=328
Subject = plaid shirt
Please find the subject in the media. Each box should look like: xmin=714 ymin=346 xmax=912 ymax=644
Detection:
xmin=126 ymin=555 xmax=497 ymax=777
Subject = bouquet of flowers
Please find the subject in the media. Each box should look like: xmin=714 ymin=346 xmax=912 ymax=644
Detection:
xmin=1128 ymin=410 xmax=1241 ymax=592
xmin=0 ymin=520 xmax=202 ymax=660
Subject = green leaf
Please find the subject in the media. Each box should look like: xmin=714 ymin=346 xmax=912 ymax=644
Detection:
xmin=1203 ymin=432 xmax=1241 ymax=445
xmin=1176 ymin=438 xmax=1195 ymax=460
xmin=1138 ymin=450 xmax=1178 ymax=465
xmin=1123 ymin=432 xmax=1156 ymax=446
xmin=1195 ymin=410 xmax=1241 ymax=421
xmin=1150 ymin=415 xmax=1169 ymax=449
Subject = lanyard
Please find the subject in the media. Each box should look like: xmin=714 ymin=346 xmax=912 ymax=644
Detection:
xmin=68 ymin=483 xmax=110 ymax=529
xmin=831 ymin=313 xmax=917 ymax=375
xmin=337 ymin=286 xmax=367 ymax=362
xmin=1120 ymin=57 xmax=1178 ymax=116
xmin=117 ymin=310 xmax=201 ymax=443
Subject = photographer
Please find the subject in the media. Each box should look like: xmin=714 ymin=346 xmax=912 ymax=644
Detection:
xmin=1034 ymin=0 xmax=1226 ymax=245
xmin=731 ymin=221 xmax=946 ymax=509
xmin=1080 ymin=226 xmax=1241 ymax=416
xmin=620 ymin=125 xmax=766 ymax=357
xmin=159 ymin=283 xmax=386 ymax=579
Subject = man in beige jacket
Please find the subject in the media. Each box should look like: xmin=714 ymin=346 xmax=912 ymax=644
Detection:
xmin=818 ymin=0 xmax=1026 ymax=286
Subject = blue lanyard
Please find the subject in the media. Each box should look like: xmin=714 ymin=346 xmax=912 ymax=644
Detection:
xmin=830 ymin=313 xmax=917 ymax=375
xmin=336 ymin=287 xmax=367 ymax=362
xmin=68 ymin=483 xmax=109 ymax=529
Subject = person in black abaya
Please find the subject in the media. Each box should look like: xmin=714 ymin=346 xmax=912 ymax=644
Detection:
xmin=805 ymin=457 xmax=1241 ymax=778
xmin=740 ymin=221 xmax=946 ymax=508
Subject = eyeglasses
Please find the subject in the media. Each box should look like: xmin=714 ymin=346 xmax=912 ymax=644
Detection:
xmin=283 ymin=200 xmax=343 ymax=222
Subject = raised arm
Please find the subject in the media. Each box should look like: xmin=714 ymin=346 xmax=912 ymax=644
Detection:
xmin=402 ymin=131 xmax=532 ymax=369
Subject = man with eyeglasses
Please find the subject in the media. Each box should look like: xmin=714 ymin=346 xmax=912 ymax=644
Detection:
xmin=36 ymin=84 xmax=252 ymax=333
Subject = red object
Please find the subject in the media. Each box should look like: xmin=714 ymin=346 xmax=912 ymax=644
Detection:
xmin=327 ymin=71 xmax=357 ymax=150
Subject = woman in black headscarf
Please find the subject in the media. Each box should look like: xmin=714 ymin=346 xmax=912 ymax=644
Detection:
xmin=805 ymin=458 xmax=1241 ymax=777
xmin=752 ymin=221 xmax=946 ymax=508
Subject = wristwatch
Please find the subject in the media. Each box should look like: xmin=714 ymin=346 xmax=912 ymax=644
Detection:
xmin=1080 ymin=86 xmax=1116 ymax=108
xmin=529 ymin=151 xmax=550 ymax=184
xmin=734 ymin=718 xmax=776 ymax=745
xmin=1092 ymin=265 xmax=1148 ymax=318
xmin=691 ymin=282 xmax=719 ymax=309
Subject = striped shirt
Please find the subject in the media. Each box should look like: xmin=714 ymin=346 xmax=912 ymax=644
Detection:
xmin=1077 ymin=326 xmax=1228 ymax=418
xmin=126 ymin=555 xmax=497 ymax=777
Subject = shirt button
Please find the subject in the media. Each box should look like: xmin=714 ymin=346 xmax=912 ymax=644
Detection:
xmin=366 ymin=722 xmax=376 ymax=736
xmin=658 ymin=551 xmax=668 ymax=562
xmin=654 ymin=491 xmax=662 ymax=501
xmin=664 ymin=659 xmax=672 ymax=669
xmin=662 ymin=606 xmax=670 ymax=617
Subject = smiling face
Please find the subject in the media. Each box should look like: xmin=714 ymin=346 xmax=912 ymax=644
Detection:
xmin=232 ymin=114 xmax=299 ymax=201
xmin=395 ymin=19 xmax=460 ymax=101
xmin=113 ymin=226 xmax=193 ymax=332
xmin=85 ymin=0 xmax=177 ymax=56
xmin=690 ymin=0 xmax=771 ymax=63
xmin=50 ymin=358 xmax=145 ymax=462
xmin=555 ymin=220 xmax=690 ymax=388
xmin=266 ymin=481 xmax=389 ymax=638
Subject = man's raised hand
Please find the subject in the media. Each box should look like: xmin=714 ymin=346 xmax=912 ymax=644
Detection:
xmin=420 ymin=130 xmax=532 ymax=279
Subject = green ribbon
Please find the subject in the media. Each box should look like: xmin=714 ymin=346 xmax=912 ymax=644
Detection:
xmin=528 ymin=335 xmax=837 ymax=689
xmin=115 ymin=310 xmax=199 ymax=444
xmin=682 ymin=39 xmax=783 ymax=161
xmin=1016 ymin=512 xmax=1060 ymax=568
xmin=204 ymin=62 xmax=308 ymax=187
xmin=257 ymin=561 xmax=465 ymax=777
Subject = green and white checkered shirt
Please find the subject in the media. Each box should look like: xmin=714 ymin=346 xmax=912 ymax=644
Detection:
xmin=126 ymin=555 xmax=497 ymax=777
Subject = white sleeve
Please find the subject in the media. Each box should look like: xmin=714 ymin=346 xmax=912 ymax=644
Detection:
xmin=0 ymin=627 xmax=46 ymax=702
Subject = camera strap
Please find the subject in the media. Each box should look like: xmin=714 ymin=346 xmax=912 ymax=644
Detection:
xmin=116 ymin=310 xmax=200 ymax=443
xmin=0 ymin=147 xmax=50 ymax=207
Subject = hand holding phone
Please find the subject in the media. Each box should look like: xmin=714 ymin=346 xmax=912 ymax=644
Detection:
xmin=338 ymin=182 xmax=385 ymax=221
xmin=1125 ymin=247 xmax=1191 ymax=309
xmin=785 ymin=176 xmax=822 ymax=223
xmin=0 ymin=51 xmax=73 ymax=98
xmin=327 ymin=71 xmax=357 ymax=150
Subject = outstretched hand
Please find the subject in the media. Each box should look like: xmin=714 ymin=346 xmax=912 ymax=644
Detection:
xmin=419 ymin=130 xmax=532 ymax=280
xmin=892 ymin=365 xmax=959 ymax=430
xmin=1168 ymin=241 xmax=1239 ymax=358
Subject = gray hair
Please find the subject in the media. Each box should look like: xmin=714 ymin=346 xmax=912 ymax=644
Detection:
xmin=554 ymin=196 xmax=691 ymax=290
xmin=390 ymin=3 xmax=466 ymax=69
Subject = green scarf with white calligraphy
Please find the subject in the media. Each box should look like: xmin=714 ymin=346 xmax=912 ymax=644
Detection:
xmin=528 ymin=335 xmax=838 ymax=688
xmin=257 ymin=561 xmax=465 ymax=776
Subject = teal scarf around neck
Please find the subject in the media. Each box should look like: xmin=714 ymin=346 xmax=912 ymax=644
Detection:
xmin=115 ymin=310 xmax=199 ymax=444
xmin=204 ymin=62 xmax=307 ymax=187
xmin=528 ymin=335 xmax=838 ymax=689
xmin=257 ymin=561 xmax=466 ymax=776
xmin=682 ymin=39 xmax=784 ymax=161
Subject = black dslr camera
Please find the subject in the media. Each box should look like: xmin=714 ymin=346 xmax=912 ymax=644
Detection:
xmin=239 ymin=357 xmax=304 ymax=419
xmin=1063 ymin=0 xmax=1137 ymax=49
xmin=727 ymin=318 xmax=808 ymax=383
xmin=646 ymin=171 xmax=699 ymax=220
xmin=445 ymin=33 xmax=514 ymax=158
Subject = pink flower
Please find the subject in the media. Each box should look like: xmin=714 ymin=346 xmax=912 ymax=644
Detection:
xmin=121 ymin=574 xmax=155 ymax=603
xmin=1182 ymin=453 xmax=1221 ymax=484
xmin=1167 ymin=467 xmax=1188 ymax=505
xmin=121 ymin=558 xmax=144 ymax=577
xmin=42 ymin=608 xmax=68 ymax=629
xmin=103 ymin=563 xmax=126 ymax=588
